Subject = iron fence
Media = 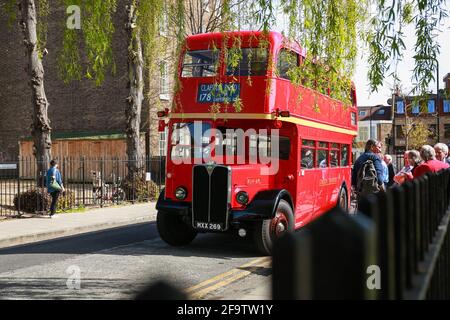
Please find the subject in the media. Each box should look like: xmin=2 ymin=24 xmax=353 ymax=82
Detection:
xmin=273 ymin=169 xmax=450 ymax=299
xmin=0 ymin=157 xmax=166 ymax=217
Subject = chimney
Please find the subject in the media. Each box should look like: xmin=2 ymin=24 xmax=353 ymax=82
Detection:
xmin=444 ymin=73 xmax=450 ymax=90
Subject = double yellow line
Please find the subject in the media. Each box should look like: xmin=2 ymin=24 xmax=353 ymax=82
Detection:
xmin=185 ymin=256 xmax=272 ymax=299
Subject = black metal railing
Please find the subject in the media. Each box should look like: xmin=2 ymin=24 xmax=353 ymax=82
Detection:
xmin=273 ymin=169 xmax=450 ymax=299
xmin=0 ymin=156 xmax=166 ymax=217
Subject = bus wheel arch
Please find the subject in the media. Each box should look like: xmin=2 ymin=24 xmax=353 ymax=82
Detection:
xmin=253 ymin=199 xmax=295 ymax=255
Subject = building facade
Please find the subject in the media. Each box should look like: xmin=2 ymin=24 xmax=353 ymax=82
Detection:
xmin=392 ymin=73 xmax=450 ymax=155
xmin=355 ymin=105 xmax=393 ymax=157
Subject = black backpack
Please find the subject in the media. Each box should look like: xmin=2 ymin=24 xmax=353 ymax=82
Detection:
xmin=356 ymin=159 xmax=380 ymax=196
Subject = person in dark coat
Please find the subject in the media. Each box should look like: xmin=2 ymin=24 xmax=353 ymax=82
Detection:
xmin=351 ymin=139 xmax=385 ymax=194
xmin=383 ymin=154 xmax=396 ymax=187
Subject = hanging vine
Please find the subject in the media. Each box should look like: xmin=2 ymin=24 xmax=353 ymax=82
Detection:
xmin=367 ymin=0 xmax=448 ymax=96
xmin=58 ymin=0 xmax=117 ymax=86
xmin=57 ymin=0 xmax=82 ymax=83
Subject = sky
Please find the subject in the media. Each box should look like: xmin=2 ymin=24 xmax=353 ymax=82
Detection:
xmin=272 ymin=3 xmax=450 ymax=107
xmin=353 ymin=23 xmax=450 ymax=106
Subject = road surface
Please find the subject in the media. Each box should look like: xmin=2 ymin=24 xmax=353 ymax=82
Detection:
xmin=0 ymin=222 xmax=271 ymax=300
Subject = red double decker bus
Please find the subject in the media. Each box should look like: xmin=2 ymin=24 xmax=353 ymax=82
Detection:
xmin=156 ymin=31 xmax=358 ymax=254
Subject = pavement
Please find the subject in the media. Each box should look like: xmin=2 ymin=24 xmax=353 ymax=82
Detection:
xmin=0 ymin=203 xmax=157 ymax=250
xmin=0 ymin=202 xmax=270 ymax=300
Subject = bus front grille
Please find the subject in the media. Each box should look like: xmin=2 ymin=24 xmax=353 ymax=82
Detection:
xmin=192 ymin=165 xmax=231 ymax=231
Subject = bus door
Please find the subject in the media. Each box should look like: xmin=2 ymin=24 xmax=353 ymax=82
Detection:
xmin=314 ymin=141 xmax=333 ymax=216
xmin=296 ymin=139 xmax=316 ymax=227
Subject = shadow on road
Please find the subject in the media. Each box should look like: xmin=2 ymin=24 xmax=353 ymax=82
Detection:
xmin=0 ymin=221 xmax=263 ymax=261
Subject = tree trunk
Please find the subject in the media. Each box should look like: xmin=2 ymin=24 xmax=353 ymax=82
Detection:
xmin=19 ymin=0 xmax=52 ymax=185
xmin=125 ymin=2 xmax=144 ymax=177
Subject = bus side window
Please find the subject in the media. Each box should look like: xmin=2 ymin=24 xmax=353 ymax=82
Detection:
xmin=330 ymin=143 xmax=339 ymax=167
xmin=301 ymin=139 xmax=314 ymax=169
xmin=317 ymin=141 xmax=328 ymax=168
xmin=341 ymin=144 xmax=349 ymax=166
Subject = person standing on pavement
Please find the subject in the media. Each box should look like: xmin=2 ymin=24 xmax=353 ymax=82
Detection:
xmin=394 ymin=150 xmax=414 ymax=184
xmin=383 ymin=154 xmax=396 ymax=187
xmin=46 ymin=159 xmax=65 ymax=217
xmin=351 ymin=139 xmax=385 ymax=199
xmin=434 ymin=143 xmax=450 ymax=166
xmin=414 ymin=145 xmax=449 ymax=178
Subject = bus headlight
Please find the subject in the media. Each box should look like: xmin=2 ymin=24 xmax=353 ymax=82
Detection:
xmin=236 ymin=191 xmax=249 ymax=205
xmin=175 ymin=187 xmax=187 ymax=200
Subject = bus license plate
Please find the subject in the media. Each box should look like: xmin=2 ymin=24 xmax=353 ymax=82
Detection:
xmin=195 ymin=222 xmax=223 ymax=231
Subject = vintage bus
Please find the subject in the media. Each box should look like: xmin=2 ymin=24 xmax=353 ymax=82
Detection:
xmin=156 ymin=31 xmax=358 ymax=255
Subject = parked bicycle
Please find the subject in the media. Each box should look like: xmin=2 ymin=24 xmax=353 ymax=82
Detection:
xmin=91 ymin=171 xmax=126 ymax=203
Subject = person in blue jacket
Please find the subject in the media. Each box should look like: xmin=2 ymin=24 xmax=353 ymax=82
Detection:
xmin=46 ymin=159 xmax=65 ymax=217
xmin=351 ymin=139 xmax=385 ymax=193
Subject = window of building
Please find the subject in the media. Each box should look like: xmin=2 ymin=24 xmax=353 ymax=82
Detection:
xmin=276 ymin=49 xmax=298 ymax=81
xmin=412 ymin=102 xmax=419 ymax=114
xmin=444 ymin=100 xmax=450 ymax=113
xmin=357 ymin=127 xmax=369 ymax=142
xmin=370 ymin=126 xmax=377 ymax=140
xmin=428 ymin=99 xmax=436 ymax=113
xmin=396 ymin=125 xmax=405 ymax=138
xmin=159 ymin=128 xmax=168 ymax=156
xmin=377 ymin=109 xmax=385 ymax=115
xmin=182 ymin=50 xmax=219 ymax=77
xmin=445 ymin=124 xmax=450 ymax=139
xmin=160 ymin=62 xmax=169 ymax=99
xmin=359 ymin=110 xmax=367 ymax=117
xmin=396 ymin=100 xmax=405 ymax=114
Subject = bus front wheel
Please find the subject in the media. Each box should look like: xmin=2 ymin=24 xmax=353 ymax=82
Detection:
xmin=253 ymin=199 xmax=294 ymax=255
xmin=157 ymin=211 xmax=197 ymax=246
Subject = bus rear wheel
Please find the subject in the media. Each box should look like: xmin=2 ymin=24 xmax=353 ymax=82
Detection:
xmin=338 ymin=187 xmax=348 ymax=212
xmin=157 ymin=211 xmax=197 ymax=246
xmin=253 ymin=199 xmax=294 ymax=255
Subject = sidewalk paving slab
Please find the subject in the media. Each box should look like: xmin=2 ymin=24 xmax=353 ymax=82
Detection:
xmin=0 ymin=202 xmax=157 ymax=249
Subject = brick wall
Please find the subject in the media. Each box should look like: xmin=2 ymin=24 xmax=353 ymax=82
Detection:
xmin=0 ymin=1 xmax=152 ymax=160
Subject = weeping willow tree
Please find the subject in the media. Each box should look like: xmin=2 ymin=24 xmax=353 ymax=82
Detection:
xmin=123 ymin=0 xmax=165 ymax=176
xmin=57 ymin=0 xmax=165 ymax=177
xmin=2 ymin=0 xmax=449 ymax=171
xmin=2 ymin=0 xmax=51 ymax=183
xmin=367 ymin=0 xmax=449 ymax=96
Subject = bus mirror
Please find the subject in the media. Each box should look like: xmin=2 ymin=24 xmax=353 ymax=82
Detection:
xmin=158 ymin=120 xmax=166 ymax=132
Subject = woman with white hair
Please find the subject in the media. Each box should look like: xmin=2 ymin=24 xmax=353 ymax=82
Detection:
xmin=434 ymin=143 xmax=450 ymax=165
xmin=414 ymin=145 xmax=449 ymax=178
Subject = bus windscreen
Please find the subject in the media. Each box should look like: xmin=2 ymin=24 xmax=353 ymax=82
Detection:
xmin=182 ymin=50 xmax=219 ymax=78
xmin=226 ymin=48 xmax=268 ymax=77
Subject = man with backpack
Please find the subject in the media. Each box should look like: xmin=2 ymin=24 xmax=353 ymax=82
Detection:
xmin=351 ymin=139 xmax=385 ymax=200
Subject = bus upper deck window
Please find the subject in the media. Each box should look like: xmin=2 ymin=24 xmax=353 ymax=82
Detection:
xmin=182 ymin=50 xmax=219 ymax=78
xmin=277 ymin=49 xmax=299 ymax=80
xmin=226 ymin=48 xmax=268 ymax=77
